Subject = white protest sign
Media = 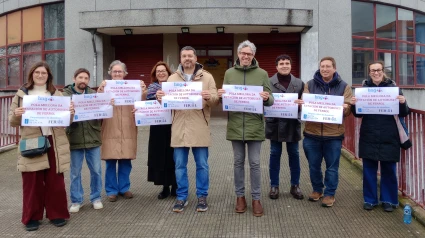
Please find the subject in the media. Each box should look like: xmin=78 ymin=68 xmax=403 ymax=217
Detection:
xmin=222 ymin=85 xmax=263 ymax=114
xmin=21 ymin=95 xmax=70 ymax=127
xmin=72 ymin=93 xmax=113 ymax=122
xmin=354 ymin=87 xmax=399 ymax=115
xmin=104 ymin=80 xmax=141 ymax=105
xmin=264 ymin=93 xmax=298 ymax=118
xmin=134 ymin=100 xmax=172 ymax=126
xmin=301 ymin=94 xmax=344 ymax=124
xmin=161 ymin=82 xmax=202 ymax=110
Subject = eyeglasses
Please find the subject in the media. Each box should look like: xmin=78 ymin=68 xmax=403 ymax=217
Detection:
xmin=239 ymin=52 xmax=254 ymax=57
xmin=33 ymin=71 xmax=48 ymax=76
xmin=112 ymin=70 xmax=124 ymax=75
xmin=370 ymin=69 xmax=383 ymax=74
xmin=156 ymin=70 xmax=167 ymax=74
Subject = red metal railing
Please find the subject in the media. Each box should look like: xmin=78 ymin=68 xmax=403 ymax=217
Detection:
xmin=399 ymin=109 xmax=425 ymax=208
xmin=343 ymin=110 xmax=425 ymax=208
xmin=0 ymin=96 xmax=19 ymax=148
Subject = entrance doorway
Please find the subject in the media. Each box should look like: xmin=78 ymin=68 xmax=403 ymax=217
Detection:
xmin=195 ymin=47 xmax=233 ymax=117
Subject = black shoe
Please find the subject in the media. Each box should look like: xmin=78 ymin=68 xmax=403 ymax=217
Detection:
xmin=269 ymin=187 xmax=279 ymax=199
xmin=382 ymin=203 xmax=394 ymax=212
xmin=170 ymin=185 xmax=177 ymax=197
xmin=363 ymin=203 xmax=374 ymax=211
xmin=51 ymin=219 xmax=67 ymax=227
xmin=25 ymin=220 xmax=39 ymax=231
xmin=158 ymin=186 xmax=170 ymax=199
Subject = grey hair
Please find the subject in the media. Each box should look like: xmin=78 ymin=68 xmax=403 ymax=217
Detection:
xmin=108 ymin=60 xmax=128 ymax=75
xmin=180 ymin=46 xmax=197 ymax=56
xmin=237 ymin=40 xmax=256 ymax=55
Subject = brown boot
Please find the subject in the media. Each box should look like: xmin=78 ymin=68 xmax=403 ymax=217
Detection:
xmin=235 ymin=196 xmax=247 ymax=213
xmin=290 ymin=185 xmax=304 ymax=200
xmin=252 ymin=200 xmax=264 ymax=217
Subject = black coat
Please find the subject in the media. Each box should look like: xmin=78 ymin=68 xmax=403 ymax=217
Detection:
xmin=351 ymin=78 xmax=409 ymax=162
xmin=265 ymin=74 xmax=304 ymax=142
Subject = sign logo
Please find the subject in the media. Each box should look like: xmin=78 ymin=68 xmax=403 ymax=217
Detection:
xmin=368 ymin=88 xmax=383 ymax=93
xmin=83 ymin=94 xmax=98 ymax=99
xmin=24 ymin=119 xmax=29 ymax=124
xmin=38 ymin=96 xmax=54 ymax=101
xmin=115 ymin=80 xmax=128 ymax=85
xmin=314 ymin=95 xmax=328 ymax=100
xmin=174 ymin=82 xmax=187 ymax=87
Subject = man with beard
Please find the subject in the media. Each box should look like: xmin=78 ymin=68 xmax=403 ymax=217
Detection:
xmin=62 ymin=68 xmax=104 ymax=213
xmin=156 ymin=46 xmax=219 ymax=213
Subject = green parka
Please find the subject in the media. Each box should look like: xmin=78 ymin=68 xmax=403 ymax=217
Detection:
xmin=223 ymin=58 xmax=274 ymax=141
xmin=62 ymin=84 xmax=102 ymax=150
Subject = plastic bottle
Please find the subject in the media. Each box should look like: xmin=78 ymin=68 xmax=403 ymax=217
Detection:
xmin=404 ymin=204 xmax=412 ymax=224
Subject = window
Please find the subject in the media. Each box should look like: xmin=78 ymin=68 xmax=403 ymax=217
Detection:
xmin=351 ymin=1 xmax=374 ymax=37
xmin=352 ymin=50 xmax=373 ymax=85
xmin=46 ymin=53 xmax=65 ymax=86
xmin=44 ymin=4 xmax=65 ymax=39
xmin=417 ymin=56 xmax=425 ymax=85
xmin=398 ymin=9 xmax=413 ymax=42
xmin=376 ymin=5 xmax=396 ymax=39
xmin=352 ymin=1 xmax=425 ymax=87
xmin=0 ymin=3 xmax=65 ymax=90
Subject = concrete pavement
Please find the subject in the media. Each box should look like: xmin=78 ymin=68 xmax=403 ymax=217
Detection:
xmin=0 ymin=118 xmax=424 ymax=237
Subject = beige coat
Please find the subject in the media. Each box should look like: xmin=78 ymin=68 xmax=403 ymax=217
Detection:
xmin=167 ymin=65 xmax=219 ymax=147
xmin=100 ymin=105 xmax=137 ymax=160
xmin=9 ymin=89 xmax=70 ymax=173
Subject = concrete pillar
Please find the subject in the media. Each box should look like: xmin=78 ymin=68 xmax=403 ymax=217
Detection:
xmin=163 ymin=34 xmax=179 ymax=72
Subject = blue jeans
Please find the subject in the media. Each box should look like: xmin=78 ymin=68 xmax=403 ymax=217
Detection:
xmin=269 ymin=140 xmax=300 ymax=187
xmin=303 ymin=137 xmax=342 ymax=196
xmin=70 ymin=147 xmax=102 ymax=204
xmin=174 ymin=147 xmax=209 ymax=201
xmin=105 ymin=159 xmax=132 ymax=196
xmin=363 ymin=158 xmax=398 ymax=206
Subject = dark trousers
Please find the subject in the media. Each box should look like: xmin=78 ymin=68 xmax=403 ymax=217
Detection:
xmin=21 ymin=136 xmax=69 ymax=225
xmin=362 ymin=158 xmax=398 ymax=206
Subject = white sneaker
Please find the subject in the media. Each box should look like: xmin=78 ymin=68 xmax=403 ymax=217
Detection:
xmin=69 ymin=203 xmax=81 ymax=213
xmin=93 ymin=200 xmax=104 ymax=210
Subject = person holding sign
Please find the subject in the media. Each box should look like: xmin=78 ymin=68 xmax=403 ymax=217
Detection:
xmin=9 ymin=61 xmax=74 ymax=231
xmin=265 ymin=54 xmax=305 ymax=200
xmin=63 ymin=68 xmax=106 ymax=213
xmin=350 ymin=61 xmax=409 ymax=212
xmin=218 ymin=40 xmax=274 ymax=217
xmin=146 ymin=61 xmax=177 ymax=199
xmin=97 ymin=60 xmax=146 ymax=202
xmin=296 ymin=57 xmax=352 ymax=207
xmin=156 ymin=46 xmax=219 ymax=213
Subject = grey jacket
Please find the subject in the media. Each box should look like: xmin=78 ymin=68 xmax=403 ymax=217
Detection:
xmin=265 ymin=73 xmax=304 ymax=142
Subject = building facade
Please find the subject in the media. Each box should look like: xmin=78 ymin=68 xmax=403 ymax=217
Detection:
xmin=1 ymin=0 xmax=424 ymax=109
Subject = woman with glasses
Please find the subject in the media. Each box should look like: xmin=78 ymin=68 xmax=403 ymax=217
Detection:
xmin=9 ymin=61 xmax=74 ymax=231
xmin=350 ymin=61 xmax=409 ymax=212
xmin=146 ymin=61 xmax=177 ymax=199
xmin=97 ymin=60 xmax=146 ymax=202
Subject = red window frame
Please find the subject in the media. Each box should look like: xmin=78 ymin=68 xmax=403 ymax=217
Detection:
xmin=0 ymin=3 xmax=65 ymax=91
xmin=352 ymin=1 xmax=425 ymax=88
